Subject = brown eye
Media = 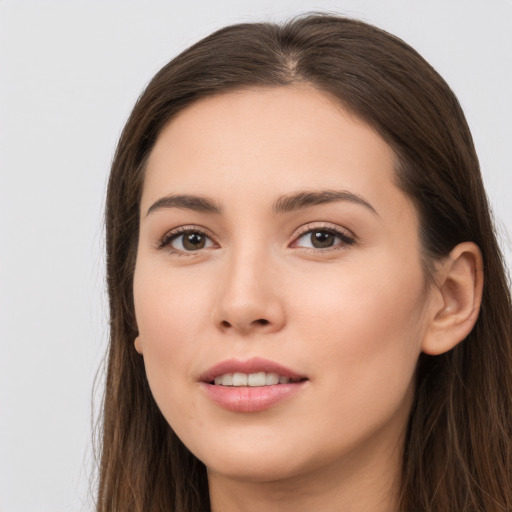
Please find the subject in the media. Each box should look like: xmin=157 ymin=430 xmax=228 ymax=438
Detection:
xmin=166 ymin=230 xmax=215 ymax=252
xmin=294 ymin=228 xmax=354 ymax=250
xmin=310 ymin=230 xmax=336 ymax=248
xmin=182 ymin=232 xmax=206 ymax=250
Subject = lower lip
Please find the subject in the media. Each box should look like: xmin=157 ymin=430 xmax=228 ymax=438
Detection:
xmin=201 ymin=381 xmax=307 ymax=412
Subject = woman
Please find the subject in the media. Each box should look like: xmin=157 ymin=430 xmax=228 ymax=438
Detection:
xmin=97 ymin=14 xmax=512 ymax=512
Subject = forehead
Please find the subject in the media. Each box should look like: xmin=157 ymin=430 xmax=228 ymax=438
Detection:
xmin=142 ymin=86 xmax=411 ymax=222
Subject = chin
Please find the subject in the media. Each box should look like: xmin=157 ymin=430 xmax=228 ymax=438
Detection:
xmin=205 ymin=453 xmax=309 ymax=484
xmin=194 ymin=431 xmax=349 ymax=486
xmin=190 ymin=434 xmax=311 ymax=482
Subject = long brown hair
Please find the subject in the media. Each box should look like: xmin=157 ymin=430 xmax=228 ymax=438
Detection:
xmin=97 ymin=14 xmax=512 ymax=511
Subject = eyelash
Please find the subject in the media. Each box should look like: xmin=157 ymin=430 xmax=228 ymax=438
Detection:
xmin=292 ymin=224 xmax=355 ymax=252
xmin=158 ymin=226 xmax=217 ymax=255
xmin=158 ymin=224 xmax=355 ymax=255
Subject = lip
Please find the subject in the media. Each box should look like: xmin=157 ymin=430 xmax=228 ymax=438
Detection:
xmin=199 ymin=357 xmax=308 ymax=413
xmin=199 ymin=357 xmax=307 ymax=383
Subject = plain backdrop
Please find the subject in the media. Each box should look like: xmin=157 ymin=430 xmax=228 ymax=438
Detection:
xmin=0 ymin=1 xmax=511 ymax=510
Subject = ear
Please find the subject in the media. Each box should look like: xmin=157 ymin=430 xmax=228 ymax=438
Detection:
xmin=134 ymin=336 xmax=143 ymax=355
xmin=422 ymin=242 xmax=484 ymax=356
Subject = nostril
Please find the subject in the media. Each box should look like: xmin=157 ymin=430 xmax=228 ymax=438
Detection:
xmin=218 ymin=318 xmax=273 ymax=330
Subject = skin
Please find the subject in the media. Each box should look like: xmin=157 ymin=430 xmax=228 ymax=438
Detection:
xmin=133 ymin=86 xmax=481 ymax=512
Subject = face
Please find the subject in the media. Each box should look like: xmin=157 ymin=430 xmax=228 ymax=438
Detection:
xmin=134 ymin=87 xmax=435 ymax=485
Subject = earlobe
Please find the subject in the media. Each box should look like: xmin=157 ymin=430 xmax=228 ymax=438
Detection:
xmin=134 ymin=336 xmax=143 ymax=355
xmin=422 ymin=242 xmax=484 ymax=356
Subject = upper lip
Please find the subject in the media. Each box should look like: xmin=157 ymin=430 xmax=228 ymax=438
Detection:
xmin=199 ymin=357 xmax=307 ymax=383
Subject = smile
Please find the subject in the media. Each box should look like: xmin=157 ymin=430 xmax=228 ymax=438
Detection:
xmin=200 ymin=358 xmax=309 ymax=412
xmin=213 ymin=372 xmax=303 ymax=387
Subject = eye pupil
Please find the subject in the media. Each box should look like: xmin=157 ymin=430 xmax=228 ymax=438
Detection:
xmin=311 ymin=230 xmax=335 ymax=248
xmin=183 ymin=232 xmax=206 ymax=250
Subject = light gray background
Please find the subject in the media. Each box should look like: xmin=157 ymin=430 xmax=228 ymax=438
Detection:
xmin=0 ymin=1 xmax=510 ymax=510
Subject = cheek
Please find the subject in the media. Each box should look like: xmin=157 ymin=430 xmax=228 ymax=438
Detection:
xmin=135 ymin=259 xmax=213 ymax=339
xmin=133 ymin=264 xmax=214 ymax=413
xmin=290 ymin=253 xmax=427 ymax=412
xmin=293 ymin=248 xmax=428 ymax=344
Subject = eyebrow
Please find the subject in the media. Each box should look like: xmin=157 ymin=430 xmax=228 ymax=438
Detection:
xmin=146 ymin=189 xmax=378 ymax=217
xmin=146 ymin=194 xmax=222 ymax=216
xmin=273 ymin=190 xmax=379 ymax=216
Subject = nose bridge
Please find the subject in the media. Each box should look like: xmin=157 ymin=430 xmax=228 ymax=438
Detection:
xmin=214 ymin=240 xmax=285 ymax=334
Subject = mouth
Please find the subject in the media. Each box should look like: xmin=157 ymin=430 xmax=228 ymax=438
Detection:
xmin=200 ymin=357 xmax=308 ymax=386
xmin=211 ymin=372 xmax=306 ymax=387
xmin=200 ymin=358 xmax=309 ymax=412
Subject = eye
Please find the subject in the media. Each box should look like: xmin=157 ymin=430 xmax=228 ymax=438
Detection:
xmin=161 ymin=229 xmax=216 ymax=252
xmin=292 ymin=227 xmax=354 ymax=250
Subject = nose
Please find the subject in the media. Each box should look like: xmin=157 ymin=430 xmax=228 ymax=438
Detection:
xmin=212 ymin=250 xmax=286 ymax=336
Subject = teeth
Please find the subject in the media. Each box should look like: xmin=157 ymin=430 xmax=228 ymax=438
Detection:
xmin=222 ymin=373 xmax=233 ymax=386
xmin=248 ymin=372 xmax=266 ymax=387
xmin=232 ymin=373 xmax=248 ymax=386
xmin=265 ymin=372 xmax=279 ymax=385
xmin=213 ymin=371 xmax=296 ymax=387
xmin=214 ymin=374 xmax=233 ymax=386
